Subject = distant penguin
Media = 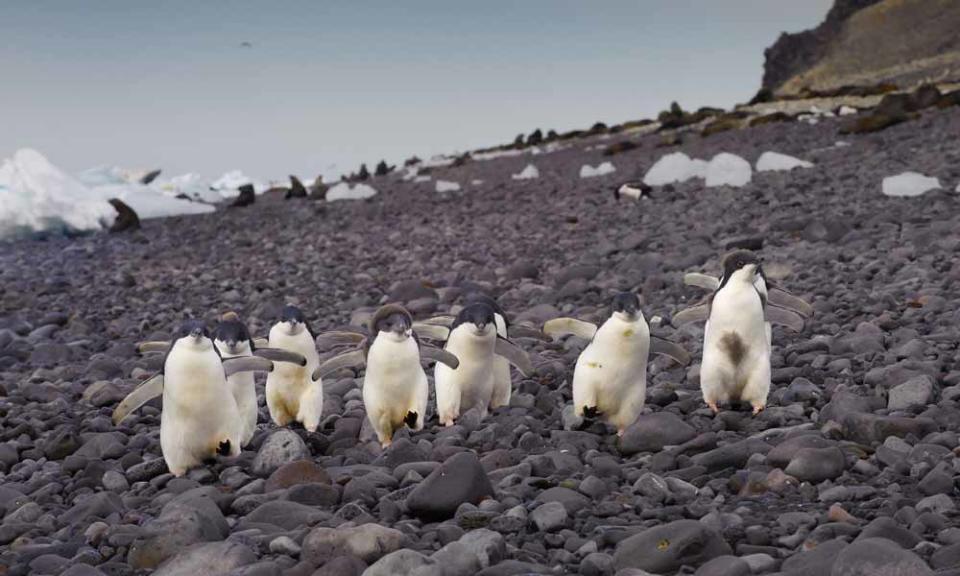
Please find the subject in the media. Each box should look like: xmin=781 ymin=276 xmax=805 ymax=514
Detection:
xmin=434 ymin=302 xmax=533 ymax=426
xmin=614 ymin=182 xmax=652 ymax=201
xmin=266 ymin=305 xmax=323 ymax=431
xmin=113 ymin=320 xmax=277 ymax=476
xmin=672 ymin=251 xmax=812 ymax=414
xmin=544 ymin=292 xmax=690 ymax=436
xmin=311 ymin=304 xmax=460 ymax=448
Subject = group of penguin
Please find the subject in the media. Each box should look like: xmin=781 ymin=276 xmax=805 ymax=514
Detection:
xmin=111 ymin=250 xmax=813 ymax=477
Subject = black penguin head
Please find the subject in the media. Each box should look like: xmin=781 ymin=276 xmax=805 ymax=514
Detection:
xmin=280 ymin=305 xmax=308 ymax=335
xmin=720 ymin=250 xmax=763 ymax=287
xmin=370 ymin=304 xmax=413 ymax=341
xmin=214 ymin=311 xmax=252 ymax=354
xmin=464 ymin=293 xmax=507 ymax=322
xmin=452 ymin=303 xmax=497 ymax=337
xmin=611 ymin=292 xmax=641 ymax=320
xmin=175 ymin=319 xmax=213 ymax=350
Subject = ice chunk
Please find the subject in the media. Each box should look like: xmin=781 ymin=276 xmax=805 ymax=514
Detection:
xmin=78 ymin=166 xmax=218 ymax=215
xmin=436 ymin=180 xmax=461 ymax=192
xmin=579 ymin=162 xmax=616 ymax=178
xmin=211 ymin=170 xmax=264 ymax=194
xmin=0 ymin=149 xmax=116 ymax=237
xmin=643 ymin=152 xmax=706 ymax=186
xmin=326 ymin=182 xmax=378 ymax=201
xmin=512 ymin=164 xmax=540 ymax=180
xmin=838 ymin=106 xmax=858 ymax=116
xmin=756 ymin=152 xmax=814 ymax=172
xmin=705 ymin=153 xmax=752 ymax=188
xmin=153 ymin=173 xmax=223 ymax=203
xmin=882 ymin=172 xmax=941 ymax=197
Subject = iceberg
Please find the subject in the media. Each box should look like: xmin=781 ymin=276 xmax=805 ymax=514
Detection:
xmin=882 ymin=172 xmax=941 ymax=197
xmin=326 ymin=182 xmax=378 ymax=201
xmin=705 ymin=153 xmax=752 ymax=188
xmin=512 ymin=164 xmax=540 ymax=180
xmin=0 ymin=149 xmax=116 ymax=237
xmin=756 ymin=152 xmax=814 ymax=172
xmin=579 ymin=162 xmax=616 ymax=178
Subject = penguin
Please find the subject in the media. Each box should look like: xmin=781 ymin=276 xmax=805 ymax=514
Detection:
xmin=543 ymin=292 xmax=691 ymax=436
xmin=671 ymin=250 xmax=812 ymax=414
xmin=614 ymin=181 xmax=652 ymax=201
xmin=137 ymin=312 xmax=308 ymax=447
xmin=265 ymin=305 xmax=323 ymax=431
xmin=310 ymin=304 xmax=460 ymax=448
xmin=433 ymin=302 xmax=534 ymax=426
xmin=112 ymin=320 xmax=278 ymax=476
xmin=416 ymin=294 xmax=546 ymax=411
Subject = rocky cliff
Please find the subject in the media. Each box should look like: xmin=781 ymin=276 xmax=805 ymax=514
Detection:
xmin=762 ymin=0 xmax=960 ymax=95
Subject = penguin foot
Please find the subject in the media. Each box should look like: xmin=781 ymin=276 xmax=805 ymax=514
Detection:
xmin=707 ymin=401 xmax=720 ymax=414
xmin=752 ymin=404 xmax=765 ymax=415
xmin=404 ymin=411 xmax=419 ymax=429
xmin=217 ymin=440 xmax=232 ymax=457
xmin=380 ymin=439 xmax=392 ymax=449
xmin=616 ymin=428 xmax=626 ymax=437
xmin=582 ymin=406 xmax=601 ymax=419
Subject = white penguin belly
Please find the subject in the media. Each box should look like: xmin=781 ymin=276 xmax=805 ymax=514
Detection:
xmin=161 ymin=347 xmax=239 ymax=475
xmin=702 ymin=283 xmax=769 ymax=401
xmin=435 ymin=331 xmax=496 ymax=422
xmin=572 ymin=317 xmax=649 ymax=423
xmin=364 ymin=338 xmax=426 ymax=424
xmin=266 ymin=328 xmax=321 ymax=427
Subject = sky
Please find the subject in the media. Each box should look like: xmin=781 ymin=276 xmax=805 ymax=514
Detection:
xmin=0 ymin=1 xmax=833 ymax=183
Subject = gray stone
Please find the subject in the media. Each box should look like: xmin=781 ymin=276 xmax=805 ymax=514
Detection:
xmin=613 ymin=519 xmax=732 ymax=573
xmin=530 ymin=501 xmax=568 ymax=532
xmin=619 ymin=412 xmax=697 ymax=455
xmin=830 ymin=537 xmax=933 ymax=575
xmin=784 ymin=446 xmax=846 ymax=482
xmin=888 ymin=376 xmax=934 ymax=410
xmin=406 ymin=452 xmax=494 ymax=520
xmin=302 ymin=523 xmax=408 ymax=565
xmin=693 ymin=555 xmax=751 ymax=576
xmin=252 ymin=430 xmax=309 ymax=476
xmin=153 ymin=541 xmax=257 ymax=576
xmin=364 ymin=548 xmax=434 ymax=576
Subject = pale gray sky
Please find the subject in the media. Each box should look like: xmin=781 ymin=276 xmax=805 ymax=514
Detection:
xmin=0 ymin=1 xmax=833 ymax=182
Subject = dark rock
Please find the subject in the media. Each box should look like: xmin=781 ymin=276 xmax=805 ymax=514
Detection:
xmin=830 ymin=537 xmax=932 ymax=575
xmin=784 ymin=446 xmax=846 ymax=482
xmin=619 ymin=412 xmax=697 ymax=455
xmin=613 ymin=519 xmax=732 ymax=573
xmin=264 ymin=459 xmax=330 ymax=492
xmin=406 ymin=451 xmax=494 ymax=520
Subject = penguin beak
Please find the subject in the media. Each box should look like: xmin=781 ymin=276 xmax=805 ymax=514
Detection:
xmin=226 ymin=339 xmax=238 ymax=351
xmin=190 ymin=328 xmax=203 ymax=340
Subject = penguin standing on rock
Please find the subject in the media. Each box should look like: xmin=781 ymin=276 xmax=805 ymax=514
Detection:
xmin=672 ymin=250 xmax=813 ymax=414
xmin=544 ymin=292 xmax=691 ymax=436
xmin=265 ymin=305 xmax=323 ymax=431
xmin=310 ymin=304 xmax=460 ymax=448
xmin=113 ymin=320 xmax=280 ymax=476
xmin=433 ymin=302 xmax=534 ymax=426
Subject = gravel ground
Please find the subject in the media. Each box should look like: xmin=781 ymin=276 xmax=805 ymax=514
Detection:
xmin=1 ymin=104 xmax=960 ymax=576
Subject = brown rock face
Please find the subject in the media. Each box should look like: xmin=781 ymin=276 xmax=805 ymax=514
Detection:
xmin=762 ymin=0 xmax=960 ymax=95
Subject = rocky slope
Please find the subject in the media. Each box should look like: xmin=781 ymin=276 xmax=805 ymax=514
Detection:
xmin=1 ymin=102 xmax=960 ymax=575
xmin=763 ymin=0 xmax=960 ymax=96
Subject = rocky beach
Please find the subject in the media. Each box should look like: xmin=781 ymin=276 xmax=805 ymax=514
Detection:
xmin=2 ymin=87 xmax=960 ymax=576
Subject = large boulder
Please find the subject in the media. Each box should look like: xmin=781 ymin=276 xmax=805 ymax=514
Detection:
xmin=406 ymin=452 xmax=494 ymax=520
xmin=619 ymin=412 xmax=697 ymax=455
xmin=613 ymin=519 xmax=732 ymax=573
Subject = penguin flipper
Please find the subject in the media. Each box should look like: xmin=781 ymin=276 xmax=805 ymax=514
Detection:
xmin=254 ymin=348 xmax=307 ymax=366
xmin=316 ymin=331 xmax=367 ymax=348
xmin=507 ymin=324 xmax=550 ymax=341
xmin=112 ymin=373 xmax=164 ymax=425
xmin=420 ymin=315 xmax=456 ymax=327
xmin=767 ymin=287 xmax=813 ymax=317
xmin=649 ymin=336 xmax=692 ymax=366
xmin=312 ymin=349 xmax=366 ymax=381
xmin=670 ymin=304 xmax=710 ymax=327
xmin=542 ymin=318 xmax=598 ymax=340
xmin=765 ymin=305 xmax=805 ymax=332
xmin=222 ymin=356 xmax=275 ymax=377
xmin=412 ymin=323 xmax=450 ymax=341
xmin=420 ymin=344 xmax=459 ymax=369
xmin=494 ymin=337 xmax=534 ymax=377
xmin=684 ymin=273 xmax=720 ymax=291
xmin=137 ymin=341 xmax=170 ymax=354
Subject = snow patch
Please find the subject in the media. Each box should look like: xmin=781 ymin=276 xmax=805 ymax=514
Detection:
xmin=579 ymin=162 xmax=616 ymax=179
xmin=756 ymin=152 xmax=814 ymax=172
xmin=436 ymin=180 xmax=461 ymax=193
xmin=413 ymin=175 xmax=432 ymax=184
xmin=512 ymin=164 xmax=540 ymax=180
xmin=882 ymin=172 xmax=941 ymax=197
xmin=151 ymin=173 xmax=222 ymax=203
xmin=838 ymin=106 xmax=859 ymax=116
xmin=326 ymin=182 xmax=378 ymax=201
xmin=77 ymin=166 xmax=216 ymax=218
xmin=211 ymin=170 xmax=265 ymax=195
xmin=705 ymin=153 xmax=752 ymax=188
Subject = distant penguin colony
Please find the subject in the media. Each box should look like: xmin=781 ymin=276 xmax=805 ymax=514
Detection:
xmin=112 ymin=249 xmax=813 ymax=476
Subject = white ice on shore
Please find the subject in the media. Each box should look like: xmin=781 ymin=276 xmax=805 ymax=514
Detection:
xmin=0 ymin=149 xmax=117 ymax=237
xmin=326 ymin=182 xmax=378 ymax=201
xmin=579 ymin=162 xmax=616 ymax=178
xmin=77 ymin=166 xmax=216 ymax=218
xmin=152 ymin=173 xmax=223 ymax=203
xmin=211 ymin=170 xmax=266 ymax=196
xmin=882 ymin=172 xmax=941 ymax=197
xmin=838 ymin=106 xmax=859 ymax=116
xmin=705 ymin=153 xmax=752 ymax=188
xmin=756 ymin=151 xmax=814 ymax=172
xmin=643 ymin=152 xmax=706 ymax=186
xmin=512 ymin=164 xmax=540 ymax=180
xmin=436 ymin=180 xmax=461 ymax=193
